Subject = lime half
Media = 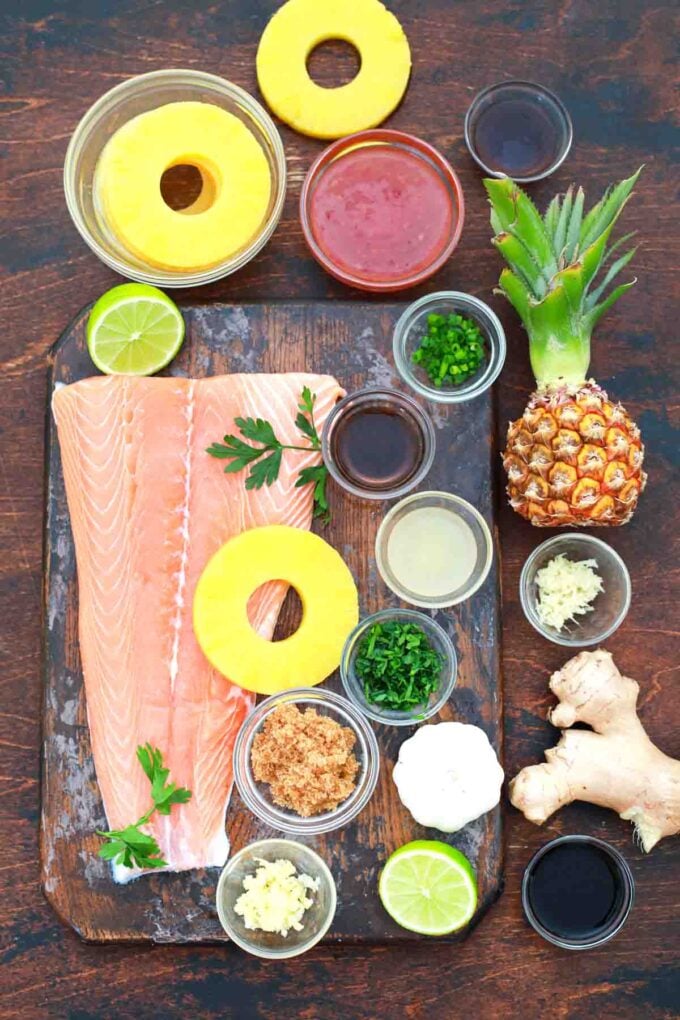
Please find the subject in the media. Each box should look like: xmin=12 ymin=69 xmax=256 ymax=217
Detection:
xmin=379 ymin=840 xmax=477 ymax=936
xmin=86 ymin=283 xmax=185 ymax=376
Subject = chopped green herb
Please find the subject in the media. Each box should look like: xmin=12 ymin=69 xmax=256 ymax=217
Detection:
xmin=411 ymin=312 xmax=486 ymax=388
xmin=354 ymin=621 xmax=445 ymax=712
xmin=96 ymin=744 xmax=192 ymax=871
xmin=207 ymin=387 xmax=330 ymax=523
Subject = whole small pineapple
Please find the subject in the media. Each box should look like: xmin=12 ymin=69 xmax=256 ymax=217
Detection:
xmin=485 ymin=169 xmax=647 ymax=526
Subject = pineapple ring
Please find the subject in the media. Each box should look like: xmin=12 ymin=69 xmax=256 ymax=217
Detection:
xmin=256 ymin=0 xmax=411 ymax=139
xmin=193 ymin=525 xmax=359 ymax=696
xmin=95 ymin=101 xmax=272 ymax=271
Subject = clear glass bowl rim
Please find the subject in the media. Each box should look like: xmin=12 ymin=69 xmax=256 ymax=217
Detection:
xmin=63 ymin=68 xmax=287 ymax=287
xmin=392 ymin=290 xmax=507 ymax=404
xmin=340 ymin=607 xmax=458 ymax=726
xmin=463 ymin=78 xmax=574 ymax=183
xmin=232 ymin=687 xmax=381 ymax=836
xmin=321 ymin=386 xmax=437 ymax=501
xmin=215 ymin=838 xmax=337 ymax=958
xmin=375 ymin=490 xmax=494 ymax=608
xmin=519 ymin=532 xmax=632 ymax=647
xmin=299 ymin=128 xmax=465 ymax=292
xmin=521 ymin=834 xmax=635 ymax=950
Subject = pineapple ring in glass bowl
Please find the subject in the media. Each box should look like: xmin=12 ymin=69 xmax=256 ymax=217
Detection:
xmin=95 ymin=101 xmax=272 ymax=273
xmin=63 ymin=70 xmax=287 ymax=287
xmin=193 ymin=525 xmax=359 ymax=696
xmin=256 ymin=0 xmax=411 ymax=139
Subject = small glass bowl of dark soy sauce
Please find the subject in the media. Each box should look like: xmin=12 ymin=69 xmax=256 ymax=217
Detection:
xmin=322 ymin=388 xmax=436 ymax=501
xmin=465 ymin=80 xmax=573 ymax=183
xmin=522 ymin=835 xmax=635 ymax=950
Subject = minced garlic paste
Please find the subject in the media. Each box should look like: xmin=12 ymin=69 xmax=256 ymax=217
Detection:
xmin=234 ymin=858 xmax=318 ymax=936
xmin=535 ymin=553 xmax=603 ymax=630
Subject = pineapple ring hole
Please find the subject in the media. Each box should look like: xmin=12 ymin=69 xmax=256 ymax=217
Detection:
xmin=247 ymin=583 xmax=304 ymax=642
xmin=306 ymin=39 xmax=361 ymax=88
xmin=160 ymin=162 xmax=217 ymax=215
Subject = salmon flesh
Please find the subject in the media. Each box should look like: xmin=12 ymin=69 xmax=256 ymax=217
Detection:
xmin=52 ymin=373 xmax=343 ymax=880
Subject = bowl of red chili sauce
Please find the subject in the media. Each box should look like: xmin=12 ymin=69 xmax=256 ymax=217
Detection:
xmin=300 ymin=130 xmax=465 ymax=293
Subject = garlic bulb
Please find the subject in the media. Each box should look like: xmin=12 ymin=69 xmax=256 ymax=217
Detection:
xmin=393 ymin=722 xmax=504 ymax=833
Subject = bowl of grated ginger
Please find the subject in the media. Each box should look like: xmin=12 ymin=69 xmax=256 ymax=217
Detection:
xmin=216 ymin=839 xmax=336 ymax=958
xmin=520 ymin=533 xmax=632 ymax=647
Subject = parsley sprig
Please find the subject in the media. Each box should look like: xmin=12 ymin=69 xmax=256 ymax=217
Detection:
xmin=207 ymin=386 xmax=330 ymax=523
xmin=96 ymin=744 xmax=192 ymax=871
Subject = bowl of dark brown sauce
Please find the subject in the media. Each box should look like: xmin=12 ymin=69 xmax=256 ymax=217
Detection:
xmin=322 ymin=388 xmax=435 ymax=501
xmin=465 ymin=80 xmax=573 ymax=182
xmin=522 ymin=835 xmax=634 ymax=950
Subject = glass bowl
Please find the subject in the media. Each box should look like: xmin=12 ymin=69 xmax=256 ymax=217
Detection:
xmin=340 ymin=608 xmax=457 ymax=726
xmin=300 ymin=129 xmax=465 ymax=292
xmin=375 ymin=491 xmax=494 ymax=608
xmin=464 ymin=80 xmax=573 ymax=182
xmin=321 ymin=387 xmax=436 ymax=501
xmin=392 ymin=291 xmax=507 ymax=404
xmin=233 ymin=687 xmax=380 ymax=836
xmin=216 ymin=838 xmax=336 ymax=958
xmin=63 ymin=69 xmax=286 ymax=287
xmin=520 ymin=533 xmax=631 ymax=647
xmin=522 ymin=835 xmax=634 ymax=950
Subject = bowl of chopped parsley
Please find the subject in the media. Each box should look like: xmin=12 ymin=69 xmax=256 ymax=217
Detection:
xmin=340 ymin=608 xmax=457 ymax=726
xmin=392 ymin=291 xmax=506 ymax=404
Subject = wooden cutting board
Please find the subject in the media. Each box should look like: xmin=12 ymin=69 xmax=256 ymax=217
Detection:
xmin=41 ymin=301 xmax=503 ymax=944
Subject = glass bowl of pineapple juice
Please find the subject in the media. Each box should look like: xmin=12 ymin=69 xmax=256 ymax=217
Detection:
xmin=64 ymin=69 xmax=286 ymax=287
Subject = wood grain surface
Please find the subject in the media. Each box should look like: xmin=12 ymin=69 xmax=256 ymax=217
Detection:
xmin=1 ymin=0 xmax=678 ymax=1016
xmin=42 ymin=301 xmax=501 ymax=944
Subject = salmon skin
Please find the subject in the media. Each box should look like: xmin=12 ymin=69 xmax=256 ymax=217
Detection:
xmin=52 ymin=373 xmax=343 ymax=881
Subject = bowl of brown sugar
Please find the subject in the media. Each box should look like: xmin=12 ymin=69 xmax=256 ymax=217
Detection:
xmin=233 ymin=688 xmax=381 ymax=836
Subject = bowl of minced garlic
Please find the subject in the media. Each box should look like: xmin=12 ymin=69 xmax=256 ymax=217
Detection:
xmin=233 ymin=688 xmax=381 ymax=836
xmin=216 ymin=839 xmax=336 ymax=958
xmin=520 ymin=533 xmax=631 ymax=647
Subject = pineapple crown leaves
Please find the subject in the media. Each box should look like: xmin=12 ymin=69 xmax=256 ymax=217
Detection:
xmin=484 ymin=168 xmax=642 ymax=336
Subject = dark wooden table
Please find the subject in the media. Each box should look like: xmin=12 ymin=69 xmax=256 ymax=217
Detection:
xmin=1 ymin=2 xmax=678 ymax=1017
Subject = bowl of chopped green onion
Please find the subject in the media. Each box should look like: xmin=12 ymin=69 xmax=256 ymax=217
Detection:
xmin=340 ymin=608 xmax=457 ymax=726
xmin=392 ymin=291 xmax=506 ymax=403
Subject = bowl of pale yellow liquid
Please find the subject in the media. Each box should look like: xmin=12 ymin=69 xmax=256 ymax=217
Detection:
xmin=375 ymin=492 xmax=494 ymax=608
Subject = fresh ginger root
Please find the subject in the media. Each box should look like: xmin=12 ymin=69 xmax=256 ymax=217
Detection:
xmin=509 ymin=649 xmax=680 ymax=851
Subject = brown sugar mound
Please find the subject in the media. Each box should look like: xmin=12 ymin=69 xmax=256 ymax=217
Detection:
xmin=251 ymin=703 xmax=360 ymax=817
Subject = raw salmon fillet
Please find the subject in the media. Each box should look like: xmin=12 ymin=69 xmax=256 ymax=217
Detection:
xmin=52 ymin=373 xmax=343 ymax=880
